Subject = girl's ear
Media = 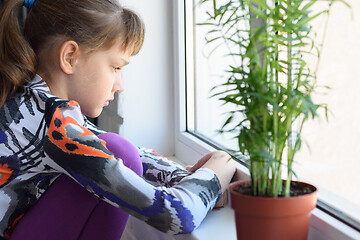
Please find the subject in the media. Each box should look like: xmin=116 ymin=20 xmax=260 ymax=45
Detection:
xmin=59 ymin=41 xmax=80 ymax=74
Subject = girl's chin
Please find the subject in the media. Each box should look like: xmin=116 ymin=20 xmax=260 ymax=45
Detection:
xmin=83 ymin=108 xmax=102 ymax=119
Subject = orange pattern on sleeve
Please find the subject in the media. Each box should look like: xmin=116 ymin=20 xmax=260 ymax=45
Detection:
xmin=0 ymin=163 xmax=13 ymax=187
xmin=47 ymin=107 xmax=112 ymax=159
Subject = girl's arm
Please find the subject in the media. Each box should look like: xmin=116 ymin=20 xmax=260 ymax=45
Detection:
xmin=84 ymin=115 xmax=193 ymax=187
xmin=137 ymin=147 xmax=192 ymax=187
xmin=42 ymin=100 xmax=228 ymax=234
xmin=138 ymin=148 xmax=235 ymax=207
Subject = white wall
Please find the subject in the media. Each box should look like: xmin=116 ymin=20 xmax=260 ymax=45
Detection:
xmin=98 ymin=0 xmax=175 ymax=156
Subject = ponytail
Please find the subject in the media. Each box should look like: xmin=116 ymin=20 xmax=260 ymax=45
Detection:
xmin=0 ymin=0 xmax=36 ymax=107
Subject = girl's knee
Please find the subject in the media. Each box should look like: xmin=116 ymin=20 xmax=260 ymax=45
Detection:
xmin=98 ymin=132 xmax=143 ymax=176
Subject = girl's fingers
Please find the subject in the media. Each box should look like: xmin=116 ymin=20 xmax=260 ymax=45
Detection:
xmin=189 ymin=152 xmax=214 ymax=172
xmin=185 ymin=165 xmax=193 ymax=171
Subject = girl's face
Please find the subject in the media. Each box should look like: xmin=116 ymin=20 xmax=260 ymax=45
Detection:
xmin=68 ymin=46 xmax=131 ymax=118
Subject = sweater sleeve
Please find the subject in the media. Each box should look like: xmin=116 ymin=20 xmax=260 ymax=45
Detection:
xmin=138 ymin=147 xmax=193 ymax=187
xmin=42 ymin=100 xmax=222 ymax=234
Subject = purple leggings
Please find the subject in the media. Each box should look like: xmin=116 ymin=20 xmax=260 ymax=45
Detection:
xmin=10 ymin=133 xmax=143 ymax=240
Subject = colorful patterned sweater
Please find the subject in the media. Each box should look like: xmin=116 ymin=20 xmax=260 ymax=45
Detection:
xmin=0 ymin=75 xmax=222 ymax=239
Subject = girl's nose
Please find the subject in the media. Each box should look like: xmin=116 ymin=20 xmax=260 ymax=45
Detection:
xmin=114 ymin=75 xmax=124 ymax=93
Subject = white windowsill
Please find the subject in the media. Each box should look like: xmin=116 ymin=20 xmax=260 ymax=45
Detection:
xmin=122 ymin=202 xmax=360 ymax=240
xmin=122 ymin=204 xmax=236 ymax=240
xmin=121 ymin=153 xmax=360 ymax=240
xmin=120 ymin=132 xmax=360 ymax=239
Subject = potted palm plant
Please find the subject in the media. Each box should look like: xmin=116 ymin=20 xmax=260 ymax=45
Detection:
xmin=197 ymin=0 xmax=348 ymax=239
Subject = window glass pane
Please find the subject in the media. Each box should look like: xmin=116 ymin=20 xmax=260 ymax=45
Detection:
xmin=187 ymin=0 xmax=246 ymax=151
xmin=296 ymin=0 xmax=360 ymax=221
xmin=186 ymin=0 xmax=360 ymax=224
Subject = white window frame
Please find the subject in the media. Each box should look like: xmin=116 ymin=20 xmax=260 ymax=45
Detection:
xmin=172 ymin=1 xmax=360 ymax=239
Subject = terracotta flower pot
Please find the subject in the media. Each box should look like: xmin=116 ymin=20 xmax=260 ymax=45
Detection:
xmin=229 ymin=180 xmax=317 ymax=240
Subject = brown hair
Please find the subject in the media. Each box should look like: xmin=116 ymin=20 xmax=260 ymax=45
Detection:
xmin=0 ymin=0 xmax=145 ymax=107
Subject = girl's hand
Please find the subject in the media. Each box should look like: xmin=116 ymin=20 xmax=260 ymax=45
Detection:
xmin=186 ymin=151 xmax=231 ymax=172
xmin=187 ymin=151 xmax=236 ymax=208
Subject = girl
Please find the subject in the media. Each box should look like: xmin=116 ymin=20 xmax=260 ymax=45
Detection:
xmin=0 ymin=0 xmax=236 ymax=239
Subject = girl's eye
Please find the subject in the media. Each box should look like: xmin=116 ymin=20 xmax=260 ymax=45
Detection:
xmin=113 ymin=67 xmax=122 ymax=72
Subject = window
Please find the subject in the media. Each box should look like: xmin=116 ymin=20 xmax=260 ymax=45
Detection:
xmin=185 ymin=0 xmax=243 ymax=152
xmin=183 ymin=0 xmax=360 ymax=231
